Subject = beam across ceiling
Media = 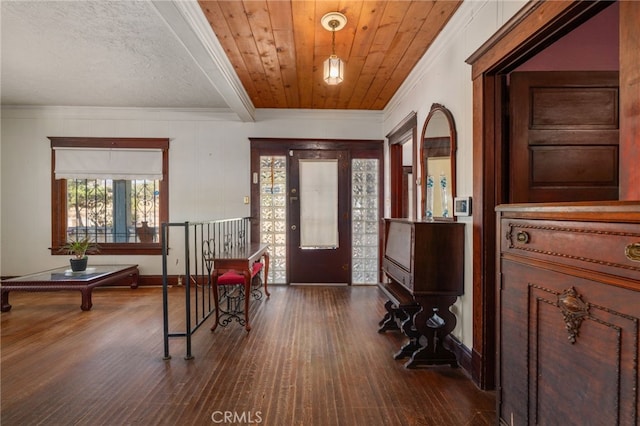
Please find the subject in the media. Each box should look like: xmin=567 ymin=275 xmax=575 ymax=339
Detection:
xmin=151 ymin=0 xmax=256 ymax=122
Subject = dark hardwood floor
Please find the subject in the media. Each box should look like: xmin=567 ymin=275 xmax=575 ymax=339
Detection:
xmin=1 ymin=285 xmax=495 ymax=425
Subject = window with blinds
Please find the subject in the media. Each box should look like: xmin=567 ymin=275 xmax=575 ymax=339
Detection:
xmin=49 ymin=137 xmax=169 ymax=255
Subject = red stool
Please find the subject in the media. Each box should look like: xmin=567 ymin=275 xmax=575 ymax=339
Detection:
xmin=211 ymin=261 xmax=264 ymax=331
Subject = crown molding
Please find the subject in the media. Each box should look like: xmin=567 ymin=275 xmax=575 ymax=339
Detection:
xmin=255 ymin=108 xmax=383 ymax=122
xmin=0 ymin=105 xmax=239 ymax=121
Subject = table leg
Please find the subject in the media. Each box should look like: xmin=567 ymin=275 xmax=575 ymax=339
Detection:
xmin=405 ymin=295 xmax=459 ymax=368
xmin=80 ymin=289 xmax=93 ymax=311
xmin=262 ymin=252 xmax=270 ymax=297
xmin=130 ymin=269 xmax=140 ymax=289
xmin=394 ymin=304 xmax=422 ymax=360
xmin=378 ymin=300 xmax=402 ymax=333
xmin=1 ymin=290 xmax=12 ymax=312
xmin=243 ymin=270 xmax=251 ymax=332
xmin=211 ymin=271 xmax=220 ymax=331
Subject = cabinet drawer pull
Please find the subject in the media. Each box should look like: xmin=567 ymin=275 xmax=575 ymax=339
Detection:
xmin=625 ymin=242 xmax=640 ymax=262
xmin=516 ymin=231 xmax=529 ymax=244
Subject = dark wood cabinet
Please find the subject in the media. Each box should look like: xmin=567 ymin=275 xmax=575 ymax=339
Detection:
xmin=379 ymin=219 xmax=465 ymax=368
xmin=496 ymin=202 xmax=640 ymax=425
xmin=382 ymin=219 xmax=464 ymax=296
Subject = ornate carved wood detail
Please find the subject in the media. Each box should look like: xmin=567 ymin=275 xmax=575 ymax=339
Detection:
xmin=558 ymin=287 xmax=589 ymax=344
xmin=407 ymin=295 xmax=459 ymax=369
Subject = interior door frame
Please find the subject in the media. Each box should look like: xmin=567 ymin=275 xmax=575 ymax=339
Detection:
xmin=249 ymin=138 xmax=384 ymax=283
xmin=465 ymin=0 xmax=615 ymax=390
xmin=387 ymin=112 xmax=418 ymax=219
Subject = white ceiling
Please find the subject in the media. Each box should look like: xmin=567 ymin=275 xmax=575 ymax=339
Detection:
xmin=1 ymin=1 xmax=254 ymax=119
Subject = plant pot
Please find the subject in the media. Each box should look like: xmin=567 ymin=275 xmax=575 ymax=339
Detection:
xmin=70 ymin=257 xmax=88 ymax=272
xmin=136 ymin=221 xmax=155 ymax=243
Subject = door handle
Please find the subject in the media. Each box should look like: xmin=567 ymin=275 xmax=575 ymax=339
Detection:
xmin=625 ymin=242 xmax=640 ymax=262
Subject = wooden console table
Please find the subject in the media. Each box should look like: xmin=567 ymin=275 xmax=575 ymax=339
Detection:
xmin=210 ymin=243 xmax=269 ymax=332
xmin=1 ymin=264 xmax=139 ymax=312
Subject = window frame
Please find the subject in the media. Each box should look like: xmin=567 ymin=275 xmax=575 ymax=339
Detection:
xmin=50 ymin=137 xmax=169 ymax=256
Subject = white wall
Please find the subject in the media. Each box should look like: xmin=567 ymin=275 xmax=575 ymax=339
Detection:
xmin=382 ymin=0 xmax=527 ymax=346
xmin=0 ymin=107 xmax=382 ymax=276
xmin=1 ymin=0 xmax=526 ymax=349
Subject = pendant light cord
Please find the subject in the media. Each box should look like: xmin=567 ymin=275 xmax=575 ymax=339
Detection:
xmin=330 ymin=20 xmax=338 ymax=56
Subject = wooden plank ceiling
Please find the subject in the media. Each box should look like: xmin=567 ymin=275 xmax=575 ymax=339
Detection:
xmin=197 ymin=1 xmax=462 ymax=110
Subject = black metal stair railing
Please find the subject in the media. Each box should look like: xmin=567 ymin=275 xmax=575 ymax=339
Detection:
xmin=161 ymin=217 xmax=251 ymax=360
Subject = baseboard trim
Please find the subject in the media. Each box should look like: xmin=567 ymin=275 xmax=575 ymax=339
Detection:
xmin=445 ymin=334 xmax=474 ymax=384
xmin=101 ymin=274 xmax=173 ymax=287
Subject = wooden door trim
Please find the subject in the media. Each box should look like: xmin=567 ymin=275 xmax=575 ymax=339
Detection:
xmin=389 ymin=144 xmax=403 ymax=218
xmin=465 ymin=0 xmax=614 ymax=390
xmin=619 ymin=1 xmax=640 ymax=200
xmin=250 ymin=138 xmax=384 ymax=151
xmin=467 ymin=1 xmax=611 ymax=78
xmin=387 ymin=112 xmax=418 ymax=219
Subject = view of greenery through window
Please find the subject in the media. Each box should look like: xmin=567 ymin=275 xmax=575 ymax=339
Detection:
xmin=67 ymin=179 xmax=160 ymax=243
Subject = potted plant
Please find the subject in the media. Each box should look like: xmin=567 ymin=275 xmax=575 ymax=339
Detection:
xmin=60 ymin=237 xmax=99 ymax=272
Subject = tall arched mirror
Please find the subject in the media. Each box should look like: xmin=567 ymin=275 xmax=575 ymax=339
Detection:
xmin=420 ymin=103 xmax=457 ymax=221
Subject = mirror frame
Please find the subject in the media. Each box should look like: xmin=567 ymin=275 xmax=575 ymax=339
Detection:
xmin=420 ymin=103 xmax=457 ymax=221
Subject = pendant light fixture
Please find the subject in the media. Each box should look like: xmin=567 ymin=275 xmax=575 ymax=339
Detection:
xmin=321 ymin=12 xmax=347 ymax=85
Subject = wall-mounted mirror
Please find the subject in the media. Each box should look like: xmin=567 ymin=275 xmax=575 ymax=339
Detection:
xmin=420 ymin=103 xmax=457 ymax=221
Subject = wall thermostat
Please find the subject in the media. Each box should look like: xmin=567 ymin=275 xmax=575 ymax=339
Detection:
xmin=453 ymin=196 xmax=472 ymax=216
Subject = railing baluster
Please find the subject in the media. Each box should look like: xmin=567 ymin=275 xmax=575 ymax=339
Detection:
xmin=161 ymin=217 xmax=251 ymax=359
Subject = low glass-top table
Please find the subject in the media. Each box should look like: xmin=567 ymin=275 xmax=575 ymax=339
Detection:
xmin=1 ymin=264 xmax=139 ymax=312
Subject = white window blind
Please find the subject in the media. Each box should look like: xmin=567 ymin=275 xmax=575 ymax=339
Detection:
xmin=54 ymin=147 xmax=163 ymax=180
xmin=299 ymin=159 xmax=339 ymax=249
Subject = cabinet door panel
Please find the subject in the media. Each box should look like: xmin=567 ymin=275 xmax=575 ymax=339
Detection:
xmin=510 ymin=71 xmax=619 ymax=203
xmin=500 ymin=259 xmax=639 ymax=426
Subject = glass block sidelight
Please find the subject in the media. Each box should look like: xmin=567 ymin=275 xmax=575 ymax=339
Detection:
xmin=351 ymin=159 xmax=380 ymax=284
xmin=259 ymin=156 xmax=287 ymax=284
